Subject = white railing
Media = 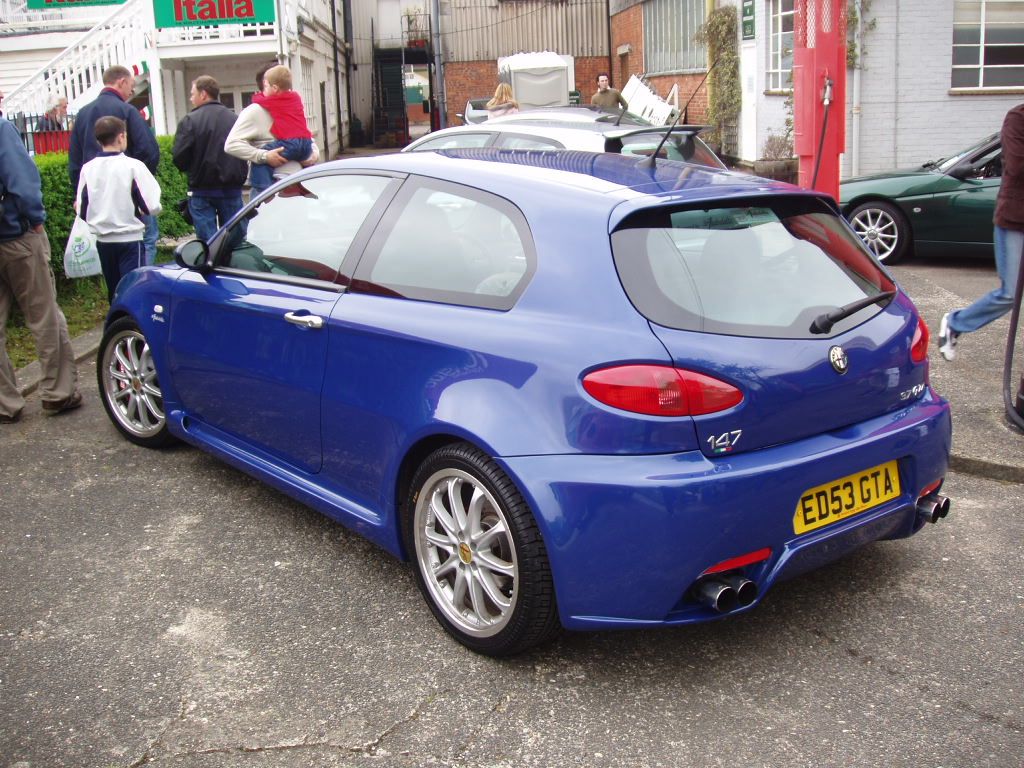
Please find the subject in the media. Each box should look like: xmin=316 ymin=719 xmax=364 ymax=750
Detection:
xmin=153 ymin=21 xmax=277 ymax=46
xmin=0 ymin=0 xmax=108 ymax=32
xmin=3 ymin=0 xmax=148 ymax=115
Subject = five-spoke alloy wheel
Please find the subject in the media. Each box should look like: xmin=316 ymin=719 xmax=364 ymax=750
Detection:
xmin=405 ymin=443 xmax=559 ymax=656
xmin=97 ymin=317 xmax=173 ymax=448
xmin=848 ymin=201 xmax=911 ymax=264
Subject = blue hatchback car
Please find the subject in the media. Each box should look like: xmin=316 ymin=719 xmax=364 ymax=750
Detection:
xmin=97 ymin=149 xmax=953 ymax=656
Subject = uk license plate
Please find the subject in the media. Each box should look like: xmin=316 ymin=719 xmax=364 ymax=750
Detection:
xmin=793 ymin=460 xmax=901 ymax=535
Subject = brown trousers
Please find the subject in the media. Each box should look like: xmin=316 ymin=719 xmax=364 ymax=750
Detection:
xmin=0 ymin=230 xmax=78 ymax=419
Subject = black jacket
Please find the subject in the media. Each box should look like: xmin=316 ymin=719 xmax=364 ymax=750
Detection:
xmin=69 ymin=88 xmax=159 ymax=191
xmin=172 ymin=101 xmax=248 ymax=193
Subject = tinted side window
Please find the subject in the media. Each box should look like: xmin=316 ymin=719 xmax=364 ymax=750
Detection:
xmin=354 ymin=178 xmax=534 ymax=310
xmin=219 ymin=174 xmax=394 ymax=283
xmin=496 ymin=134 xmax=564 ymax=150
xmin=410 ymin=133 xmax=493 ymax=151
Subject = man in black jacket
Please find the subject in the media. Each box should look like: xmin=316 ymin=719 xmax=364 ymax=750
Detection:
xmin=172 ymin=76 xmax=248 ymax=242
xmin=69 ymin=65 xmax=160 ymax=265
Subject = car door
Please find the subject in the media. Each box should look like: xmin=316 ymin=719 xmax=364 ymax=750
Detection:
xmin=921 ymin=142 xmax=1001 ymax=247
xmin=167 ymin=172 xmax=401 ymax=474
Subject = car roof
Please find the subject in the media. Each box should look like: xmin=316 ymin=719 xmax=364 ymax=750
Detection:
xmin=317 ymin=148 xmax=827 ymax=227
xmin=489 ymin=105 xmax=653 ymax=127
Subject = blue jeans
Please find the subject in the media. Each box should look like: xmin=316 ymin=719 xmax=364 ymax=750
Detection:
xmin=141 ymin=214 xmax=158 ymax=266
xmin=249 ymin=137 xmax=312 ymax=193
xmin=949 ymin=226 xmax=1024 ymax=334
xmin=189 ymin=193 xmax=245 ymax=242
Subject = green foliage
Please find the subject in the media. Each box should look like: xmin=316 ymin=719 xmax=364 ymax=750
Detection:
xmin=155 ymin=134 xmax=192 ymax=239
xmin=847 ymin=0 xmax=877 ymax=69
xmin=34 ymin=152 xmax=76 ymax=262
xmin=696 ymin=7 xmax=741 ymax=156
xmin=32 ymin=135 xmax=193 ymax=278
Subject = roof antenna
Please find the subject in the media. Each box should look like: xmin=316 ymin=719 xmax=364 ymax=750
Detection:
xmin=638 ymin=57 xmax=719 ymax=169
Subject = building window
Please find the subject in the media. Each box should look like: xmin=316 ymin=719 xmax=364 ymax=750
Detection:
xmin=953 ymin=0 xmax=1024 ymax=88
xmin=300 ymin=57 xmax=317 ymax=133
xmin=767 ymin=0 xmax=794 ymax=91
xmin=643 ymin=0 xmax=707 ymax=75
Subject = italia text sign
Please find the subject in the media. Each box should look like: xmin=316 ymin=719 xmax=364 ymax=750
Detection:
xmin=27 ymin=0 xmax=125 ymax=8
xmin=153 ymin=0 xmax=275 ymax=27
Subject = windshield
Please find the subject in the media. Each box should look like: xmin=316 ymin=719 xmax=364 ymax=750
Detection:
xmin=612 ymin=198 xmax=896 ymax=339
xmin=936 ymin=134 xmax=999 ymax=173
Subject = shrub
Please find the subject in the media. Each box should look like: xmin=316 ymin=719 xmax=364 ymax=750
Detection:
xmin=34 ymin=135 xmax=193 ymax=277
xmin=155 ymin=135 xmax=192 ymax=239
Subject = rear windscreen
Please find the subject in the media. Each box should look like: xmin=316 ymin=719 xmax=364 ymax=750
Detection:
xmin=612 ymin=198 xmax=896 ymax=338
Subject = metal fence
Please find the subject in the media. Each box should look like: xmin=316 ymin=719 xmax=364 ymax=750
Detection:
xmin=5 ymin=111 xmax=77 ymax=155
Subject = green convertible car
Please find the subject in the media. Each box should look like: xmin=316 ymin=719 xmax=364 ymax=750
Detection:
xmin=839 ymin=134 xmax=1002 ymax=264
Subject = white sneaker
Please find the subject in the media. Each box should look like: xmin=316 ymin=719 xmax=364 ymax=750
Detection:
xmin=938 ymin=312 xmax=959 ymax=361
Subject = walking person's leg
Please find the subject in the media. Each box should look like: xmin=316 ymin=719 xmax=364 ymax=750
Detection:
xmin=0 ymin=232 xmax=78 ymax=413
xmin=940 ymin=226 xmax=1024 ymax=360
xmin=142 ymin=214 xmax=159 ymax=266
xmin=189 ymin=195 xmax=220 ymax=242
xmin=0 ymin=243 xmax=25 ymax=421
xmin=97 ymin=241 xmax=121 ymax=303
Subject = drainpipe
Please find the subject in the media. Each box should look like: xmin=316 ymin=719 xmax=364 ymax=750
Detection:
xmin=431 ymin=0 xmax=446 ymax=128
xmin=330 ymin=0 xmax=344 ymax=152
xmin=850 ymin=0 xmax=862 ymax=176
xmin=342 ymin=0 xmax=355 ymax=145
xmin=275 ymin=0 xmax=287 ymax=62
xmin=606 ymin=0 xmax=613 ymax=82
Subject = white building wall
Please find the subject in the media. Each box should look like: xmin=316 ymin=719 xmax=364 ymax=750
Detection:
xmin=844 ymin=0 xmax=1019 ymax=176
xmin=350 ymin=0 xmax=376 ymax=141
xmin=0 ymin=32 xmax=85 ymax=98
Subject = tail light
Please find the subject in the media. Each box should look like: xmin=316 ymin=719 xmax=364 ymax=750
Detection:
xmin=582 ymin=364 xmax=743 ymax=417
xmin=911 ymin=317 xmax=929 ymax=363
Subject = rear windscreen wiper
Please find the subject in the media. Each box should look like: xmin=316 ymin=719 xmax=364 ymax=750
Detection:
xmin=810 ymin=291 xmax=896 ymax=334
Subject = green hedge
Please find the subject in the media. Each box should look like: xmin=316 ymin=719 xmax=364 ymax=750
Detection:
xmin=34 ymin=134 xmax=193 ymax=276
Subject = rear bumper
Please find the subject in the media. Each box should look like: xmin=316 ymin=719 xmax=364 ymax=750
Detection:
xmin=499 ymin=391 xmax=952 ymax=630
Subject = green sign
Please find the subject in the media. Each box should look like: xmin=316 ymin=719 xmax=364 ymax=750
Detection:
xmin=27 ymin=0 xmax=124 ymax=8
xmin=742 ymin=0 xmax=755 ymax=40
xmin=153 ymin=0 xmax=275 ymax=27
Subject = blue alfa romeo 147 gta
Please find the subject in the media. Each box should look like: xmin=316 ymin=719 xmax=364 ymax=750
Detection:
xmin=97 ymin=148 xmax=953 ymax=656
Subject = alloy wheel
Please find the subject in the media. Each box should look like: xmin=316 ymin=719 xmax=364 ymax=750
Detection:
xmin=413 ymin=468 xmax=518 ymax=638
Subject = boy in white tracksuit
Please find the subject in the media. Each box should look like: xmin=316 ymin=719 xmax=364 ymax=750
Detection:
xmin=75 ymin=116 xmax=162 ymax=301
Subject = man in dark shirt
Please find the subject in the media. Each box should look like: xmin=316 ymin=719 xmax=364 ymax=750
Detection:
xmin=0 ymin=118 xmax=81 ymax=422
xmin=938 ymin=103 xmax=1024 ymax=361
xmin=591 ymin=73 xmax=627 ymax=111
xmin=69 ymin=65 xmax=160 ymax=265
xmin=172 ymin=76 xmax=248 ymax=242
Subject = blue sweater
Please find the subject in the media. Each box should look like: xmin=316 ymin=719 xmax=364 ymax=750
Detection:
xmin=0 ymin=119 xmax=46 ymax=242
xmin=68 ymin=88 xmax=159 ymax=191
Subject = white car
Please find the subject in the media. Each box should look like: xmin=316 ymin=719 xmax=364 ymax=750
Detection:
xmin=408 ymin=106 xmax=725 ymax=168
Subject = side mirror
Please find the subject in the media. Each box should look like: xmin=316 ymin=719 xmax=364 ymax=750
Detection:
xmin=175 ymin=239 xmax=211 ymax=272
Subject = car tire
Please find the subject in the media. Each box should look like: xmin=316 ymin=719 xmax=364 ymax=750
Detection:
xmin=404 ymin=442 xmax=560 ymax=656
xmin=97 ymin=317 xmax=174 ymax=449
xmin=848 ymin=201 xmax=912 ymax=264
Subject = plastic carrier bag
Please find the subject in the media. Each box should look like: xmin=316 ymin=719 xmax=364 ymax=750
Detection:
xmin=64 ymin=217 xmax=101 ymax=278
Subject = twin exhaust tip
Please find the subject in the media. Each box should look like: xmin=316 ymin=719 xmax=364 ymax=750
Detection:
xmin=696 ymin=493 xmax=952 ymax=613
xmin=917 ymin=493 xmax=951 ymax=525
xmin=695 ymin=574 xmax=758 ymax=614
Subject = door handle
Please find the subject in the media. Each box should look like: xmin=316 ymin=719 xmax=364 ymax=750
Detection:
xmin=284 ymin=311 xmax=325 ymax=329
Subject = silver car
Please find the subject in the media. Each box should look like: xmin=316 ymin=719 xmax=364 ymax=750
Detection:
xmin=407 ymin=106 xmax=725 ymax=168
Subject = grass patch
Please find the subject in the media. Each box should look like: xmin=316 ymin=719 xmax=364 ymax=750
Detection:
xmin=4 ymin=246 xmax=177 ymax=370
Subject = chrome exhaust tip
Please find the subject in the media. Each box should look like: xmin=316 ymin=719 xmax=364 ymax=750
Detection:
xmin=917 ymin=493 xmax=951 ymax=524
xmin=720 ymin=574 xmax=758 ymax=607
xmin=695 ymin=580 xmax=738 ymax=613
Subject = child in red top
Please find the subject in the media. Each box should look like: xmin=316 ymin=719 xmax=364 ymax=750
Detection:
xmin=249 ymin=65 xmax=313 ymax=191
